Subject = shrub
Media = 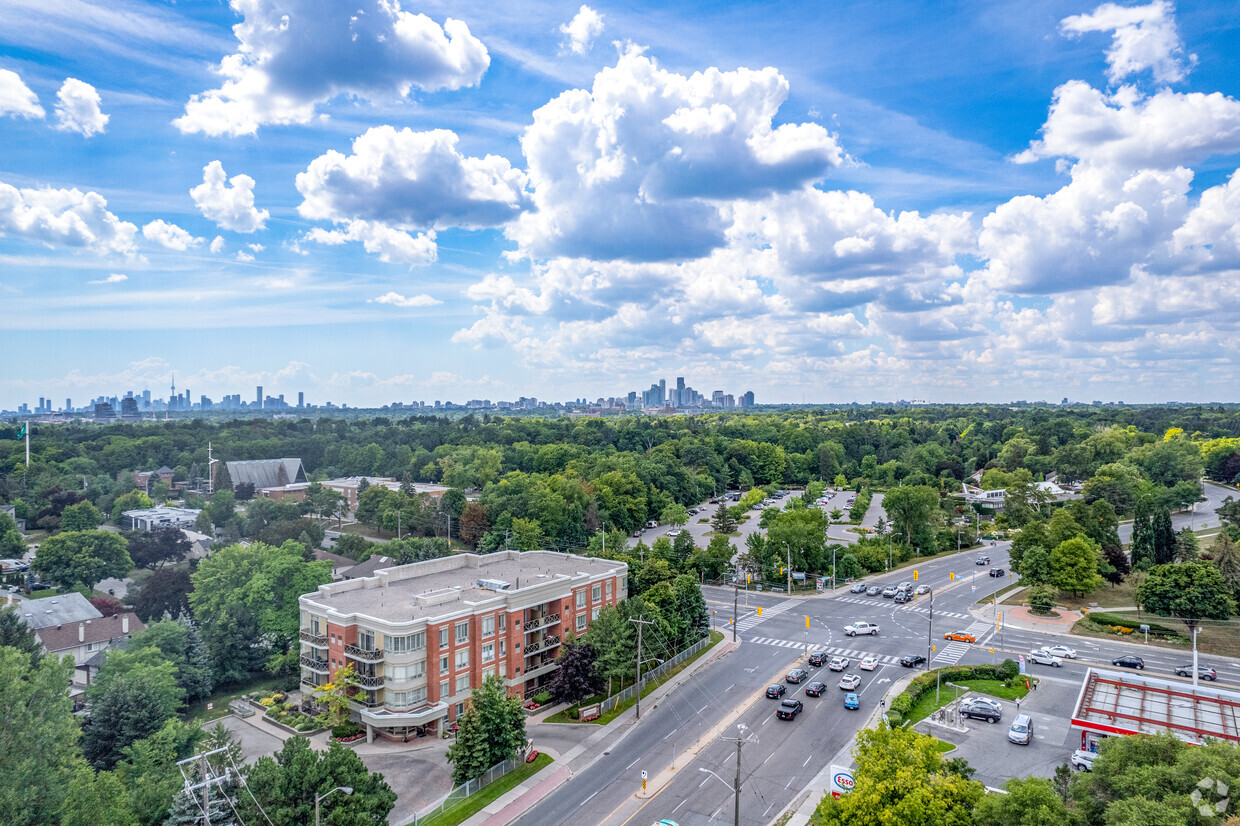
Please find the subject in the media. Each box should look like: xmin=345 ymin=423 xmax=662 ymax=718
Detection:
xmin=996 ymin=658 xmax=1019 ymax=681
xmin=568 ymin=707 xmax=580 ymax=720
xmin=1085 ymin=612 xmax=1181 ymax=637
xmin=1028 ymin=584 xmax=1058 ymax=615
xmin=332 ymin=721 xmax=364 ymax=738
xmin=532 ymin=690 xmax=552 ymax=706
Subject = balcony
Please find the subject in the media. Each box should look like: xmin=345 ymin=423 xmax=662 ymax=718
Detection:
xmin=361 ymin=701 xmax=448 ymax=728
xmin=523 ymin=613 xmax=561 ymax=633
xmin=301 ymin=676 xmax=325 ymax=691
xmin=344 ymin=643 xmax=384 ymax=662
xmin=385 ymin=672 xmax=428 ymax=687
xmin=352 ymin=693 xmax=383 ymax=708
xmin=355 ymin=674 xmax=384 ymax=689
xmin=300 ymin=655 xmax=329 ymax=674
xmin=299 ymin=629 xmax=328 ymax=646
xmin=524 ymin=635 xmax=562 ymax=656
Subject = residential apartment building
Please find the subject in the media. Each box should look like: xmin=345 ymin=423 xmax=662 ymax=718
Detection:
xmin=298 ymin=550 xmax=627 ymax=742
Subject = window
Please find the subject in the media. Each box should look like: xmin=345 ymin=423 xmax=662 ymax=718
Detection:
xmin=455 ymin=621 xmax=469 ymax=643
xmin=575 ymin=590 xmax=585 ymax=608
xmin=440 ymin=656 xmax=450 ymax=675
xmin=499 ymin=640 xmax=506 ymax=658
xmin=455 ymin=674 xmax=470 ymax=694
xmin=606 ymin=581 xmax=612 ymax=599
xmin=439 ymin=627 xmax=449 ymax=649
xmin=576 ymin=614 xmax=587 ymax=632
xmin=358 ymin=629 xmax=375 ymax=651
xmin=620 ymin=577 xmax=628 ymax=596
xmin=440 ymin=679 xmax=449 ymax=699
xmin=482 ymin=643 xmax=495 ymax=663
xmin=498 ymin=613 xmax=506 ymax=632
xmin=311 ymin=617 xmax=321 ymax=635
xmin=482 ymin=615 xmax=495 ymax=637
xmin=592 ymin=607 xmax=600 ymax=621
xmin=388 ymin=662 xmax=425 ymax=682
xmin=455 ymin=649 xmax=469 ymax=670
xmin=387 ymin=632 xmax=425 ymax=653
xmin=388 ymin=687 xmax=427 ymax=707
xmin=592 ymin=583 xmax=601 ymax=602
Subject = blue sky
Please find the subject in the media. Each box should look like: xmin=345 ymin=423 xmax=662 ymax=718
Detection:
xmin=1 ymin=0 xmax=1238 ymax=409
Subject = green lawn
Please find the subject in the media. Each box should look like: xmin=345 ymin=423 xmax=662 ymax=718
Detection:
xmin=930 ymin=738 xmax=956 ymax=754
xmin=905 ymin=678 xmax=1030 ymax=725
xmin=417 ymin=753 xmax=554 ymax=826
xmin=186 ymin=675 xmax=286 ymax=725
xmin=546 ymin=631 xmax=725 ymax=725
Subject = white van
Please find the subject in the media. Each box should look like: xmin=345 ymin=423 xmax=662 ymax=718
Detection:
xmin=1008 ymin=714 xmax=1034 ymax=745
xmin=645 ymin=520 xmax=658 ymax=529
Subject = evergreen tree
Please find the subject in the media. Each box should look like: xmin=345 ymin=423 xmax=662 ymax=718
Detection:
xmin=711 ymin=506 xmax=737 ymax=535
xmin=1174 ymin=529 xmax=1200 ymax=563
xmin=194 ymin=509 xmax=213 ymax=535
xmin=1130 ymin=497 xmax=1155 ymax=569
xmin=82 ymin=648 xmax=185 ymax=769
xmin=1212 ymin=531 xmax=1240 ymax=595
xmin=212 ymin=461 xmax=232 ymax=493
xmin=1151 ymin=507 xmax=1177 ymax=566
xmin=1101 ymin=543 xmax=1130 ymax=585
xmin=0 ymin=604 xmax=43 ymax=666
xmin=585 ymin=603 xmax=636 ymax=695
xmin=357 ymin=476 xmax=370 ymax=495
xmin=447 ymin=674 xmax=526 ymax=785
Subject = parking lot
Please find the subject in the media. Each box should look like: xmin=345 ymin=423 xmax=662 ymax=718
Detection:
xmin=917 ymin=672 xmax=1082 ymax=789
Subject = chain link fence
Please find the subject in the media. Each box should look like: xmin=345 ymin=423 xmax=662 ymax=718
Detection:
xmin=407 ymin=754 xmax=524 ymax=825
xmin=598 ymin=634 xmax=710 ymax=714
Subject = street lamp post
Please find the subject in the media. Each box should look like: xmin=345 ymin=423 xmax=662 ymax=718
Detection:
xmin=699 ymin=767 xmax=741 ymax=826
xmin=315 ymin=786 xmax=353 ymax=826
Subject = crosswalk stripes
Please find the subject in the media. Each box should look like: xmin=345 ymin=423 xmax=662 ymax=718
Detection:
xmin=746 ymin=636 xmax=903 ymax=666
xmin=932 ymin=619 xmax=992 ymax=666
xmin=734 ymin=598 xmax=804 ymax=632
xmin=833 ymin=595 xmax=970 ymax=621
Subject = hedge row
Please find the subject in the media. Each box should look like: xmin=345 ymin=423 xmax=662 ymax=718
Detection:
xmin=1084 ymin=611 xmax=1181 ymax=637
xmin=849 ymin=489 xmax=873 ymax=523
xmin=886 ymin=660 xmax=1019 ymax=725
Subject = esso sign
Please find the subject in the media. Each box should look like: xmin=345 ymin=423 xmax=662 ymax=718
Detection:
xmin=830 ymin=767 xmax=855 ymax=797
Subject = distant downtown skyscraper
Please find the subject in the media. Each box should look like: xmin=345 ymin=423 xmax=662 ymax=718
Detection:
xmin=256 ymin=386 xmax=263 ymax=408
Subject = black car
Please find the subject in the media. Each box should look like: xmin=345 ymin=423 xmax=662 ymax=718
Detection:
xmin=1112 ymin=655 xmax=1145 ymax=670
xmin=1176 ymin=665 xmax=1217 ymax=680
xmin=776 ymin=699 xmax=803 ymax=720
xmin=900 ymin=654 xmax=927 ymax=668
xmin=976 ymin=556 xmax=990 ymax=565
xmin=894 ymin=591 xmax=912 ymax=604
xmin=989 ymin=568 xmax=1006 ymax=577
xmin=766 ymin=684 xmax=786 ymax=699
xmin=808 ymin=652 xmax=828 ymax=667
xmin=786 ymin=668 xmax=809 ymax=684
xmin=959 ymin=697 xmax=1003 ymax=723
xmin=804 ymin=681 xmax=828 ymax=697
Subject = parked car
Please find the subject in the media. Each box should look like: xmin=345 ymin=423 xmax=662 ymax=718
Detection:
xmin=866 ymin=586 xmax=882 ymax=596
xmin=688 ymin=508 xmax=699 ymax=515
xmin=786 ymin=668 xmax=809 ymax=684
xmin=1008 ymin=714 xmax=1034 ymax=745
xmin=959 ymin=697 xmax=1003 ymax=723
xmin=1040 ymin=645 xmax=1077 ymax=659
xmin=900 ymin=654 xmax=927 ymax=668
xmin=838 ymin=673 xmax=861 ymax=690
xmin=765 ymin=684 xmax=786 ymax=699
xmin=645 ymin=520 xmax=658 ymax=528
xmin=804 ymin=681 xmax=828 ymax=697
xmin=988 ymin=567 xmax=1006 ymax=577
xmin=1175 ymin=664 xmax=1218 ymax=680
xmin=859 ymin=655 xmax=879 ymax=671
xmin=850 ymin=582 xmax=868 ymax=594
xmin=976 ymin=556 xmax=990 ymax=565
xmin=631 ymin=530 xmax=643 ymax=537
xmin=944 ymin=631 xmax=976 ymax=643
xmin=1112 ymin=655 xmax=1145 ymax=670
xmin=843 ymin=692 xmax=860 ymax=710
xmin=808 ymin=652 xmax=828 ymax=667
xmin=828 ymin=656 xmax=850 ymax=671
xmin=776 ymin=699 xmax=803 ymax=720
xmin=1027 ymin=649 xmax=1064 ymax=667
xmin=1070 ymin=749 xmax=1096 ymax=771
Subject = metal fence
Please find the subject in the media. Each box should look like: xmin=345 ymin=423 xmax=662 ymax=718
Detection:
xmin=598 ymin=634 xmax=711 ymax=714
xmin=407 ymin=755 xmax=522 ymax=825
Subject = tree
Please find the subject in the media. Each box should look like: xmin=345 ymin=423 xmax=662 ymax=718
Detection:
xmin=0 ymin=604 xmax=43 ymax=665
xmin=811 ymin=725 xmax=984 ymax=825
xmin=213 ymin=460 xmax=232 ymax=493
xmin=711 ymin=505 xmax=737 ymax=535
xmin=836 ymin=552 xmax=863 ymax=581
xmin=194 ymin=509 xmax=214 ymax=535
xmin=110 ymin=718 xmax=203 ymax=826
xmin=0 ymin=510 xmax=23 ymax=557
xmin=548 ymin=637 xmax=600 ymax=705
xmin=1174 ymin=529 xmax=1200 ymax=563
xmin=238 ymin=738 xmax=396 ymax=826
xmin=1138 ymin=562 xmax=1234 ymax=635
xmin=82 ymin=648 xmax=185 ymax=769
xmin=60 ymin=765 xmax=138 ymax=826
xmin=510 ymin=517 xmax=544 ymax=550
xmin=258 ymin=517 xmax=324 ymax=548
xmin=233 ymin=481 xmax=256 ymax=501
xmin=111 ymin=490 xmax=153 ymax=525
xmin=206 ymin=489 xmax=236 ymax=530
xmin=586 ymin=603 xmax=636 ymax=695
xmin=1028 ymin=584 xmax=1058 ymax=615
xmin=1050 ymin=537 xmax=1103 ymax=597
xmin=129 ymin=615 xmax=215 ymax=703
xmin=32 ymin=529 xmax=133 ymax=590
xmin=447 ymin=674 xmax=526 ymax=785
xmin=314 ymin=662 xmax=361 ymax=727
xmin=1212 ymin=531 xmax=1240 ymax=595
xmin=459 ymin=502 xmax=490 ymax=548
xmin=127 ymin=528 xmax=191 ymax=570
xmin=882 ymin=485 xmax=941 ymax=547
xmin=131 ymin=567 xmax=193 ymax=622
xmin=660 ymin=503 xmax=689 ymax=529
xmin=689 ymin=534 xmax=734 ymax=580
xmin=1151 ymin=507 xmax=1176 ymax=566
xmin=766 ymin=508 xmax=828 ymax=573
xmin=91 ymin=595 xmax=125 ymax=616
xmin=0 ymin=648 xmax=86 ymax=826
xmin=973 ymin=776 xmax=1068 ymax=826
xmin=1130 ymin=496 xmax=1155 ymax=569
xmin=1101 ymin=543 xmax=1130 ymax=585
xmin=59 ymin=501 xmax=103 ymax=531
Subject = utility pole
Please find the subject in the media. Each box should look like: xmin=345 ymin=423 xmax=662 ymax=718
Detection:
xmin=719 ymin=723 xmax=756 ymax=826
xmin=786 ymin=546 xmax=792 ymax=595
xmin=926 ymin=592 xmax=934 ymax=675
xmin=174 ymin=746 xmax=233 ymax=826
xmin=629 ymin=614 xmax=653 ymax=719
xmin=732 ymin=578 xmax=738 ymax=643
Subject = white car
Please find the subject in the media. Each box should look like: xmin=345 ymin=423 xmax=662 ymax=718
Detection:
xmin=844 ymin=621 xmax=880 ymax=637
xmin=1040 ymin=645 xmax=1077 ymax=659
xmin=1027 ymin=649 xmax=1064 ymax=667
xmin=859 ymin=655 xmax=879 ymax=671
xmin=838 ymin=673 xmax=861 ymax=690
xmin=828 ymin=656 xmax=850 ymax=671
xmin=1070 ymin=749 xmax=1096 ymax=771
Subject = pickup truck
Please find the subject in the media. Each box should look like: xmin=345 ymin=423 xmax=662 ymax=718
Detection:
xmin=844 ymin=621 xmax=880 ymax=637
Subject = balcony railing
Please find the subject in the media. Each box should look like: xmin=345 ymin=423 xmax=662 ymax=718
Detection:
xmin=299 ymin=629 xmax=328 ymax=646
xmin=523 ymin=613 xmax=561 ymax=633
xmin=301 ymin=676 xmax=324 ymax=691
xmin=355 ymin=674 xmax=384 ymax=688
xmin=300 ymin=655 xmax=329 ymax=674
xmin=352 ymin=694 xmax=383 ymax=708
xmin=344 ymin=643 xmax=384 ymax=662
xmin=523 ymin=635 xmax=562 ymax=656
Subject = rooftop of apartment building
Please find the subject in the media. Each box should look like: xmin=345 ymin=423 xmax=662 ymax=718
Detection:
xmin=301 ymin=550 xmax=626 ymax=625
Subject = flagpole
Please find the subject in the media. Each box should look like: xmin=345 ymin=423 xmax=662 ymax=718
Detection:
xmin=25 ymin=422 xmax=29 ymax=467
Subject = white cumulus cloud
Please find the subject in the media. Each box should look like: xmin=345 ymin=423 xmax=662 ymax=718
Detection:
xmin=1061 ymin=1 xmax=1195 ymax=85
xmin=173 ymin=0 xmax=489 ymax=137
xmin=142 ymin=219 xmax=203 ymax=251
xmin=190 ymin=161 xmax=269 ymax=233
xmin=0 ymin=179 xmax=137 ymax=254
xmin=560 ymin=5 xmax=604 ymax=56
xmin=509 ymin=46 xmax=844 ymax=263
xmin=368 ymin=291 xmax=442 ymax=308
xmin=296 ymin=126 xmax=529 ymax=231
xmin=53 ymin=78 xmax=108 ymax=136
xmin=88 ymin=273 xmax=128 ymax=284
xmin=0 ymin=69 xmax=44 ymax=119
xmin=209 ymin=235 xmax=225 ymax=253
xmin=304 ymin=220 xmax=436 ymax=265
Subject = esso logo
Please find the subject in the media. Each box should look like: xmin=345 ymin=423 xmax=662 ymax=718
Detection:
xmin=834 ymin=772 xmax=855 ymax=790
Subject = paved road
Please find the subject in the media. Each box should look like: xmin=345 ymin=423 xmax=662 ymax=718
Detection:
xmin=1116 ymin=480 xmax=1235 ymax=544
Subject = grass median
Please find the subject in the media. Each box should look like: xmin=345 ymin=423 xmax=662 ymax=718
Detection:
xmin=416 ymin=753 xmax=554 ymax=826
xmin=904 ymin=677 xmax=1030 ymax=725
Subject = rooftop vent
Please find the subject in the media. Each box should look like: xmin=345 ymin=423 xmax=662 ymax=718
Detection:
xmin=475 ymin=578 xmax=512 ymax=591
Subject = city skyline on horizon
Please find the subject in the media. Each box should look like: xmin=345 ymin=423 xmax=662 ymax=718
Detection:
xmin=2 ymin=1 xmax=1239 ymax=408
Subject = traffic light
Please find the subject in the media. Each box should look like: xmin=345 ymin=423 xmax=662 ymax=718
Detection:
xmin=805 ymin=616 xmax=810 ymax=629
xmin=949 ymin=572 xmax=955 ymax=581
xmin=757 ymin=606 xmax=763 ymax=616
xmin=913 ymin=570 xmax=919 ymax=581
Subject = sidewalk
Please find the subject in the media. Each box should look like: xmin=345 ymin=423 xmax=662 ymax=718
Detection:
xmin=457 ymin=636 xmax=740 ymax=826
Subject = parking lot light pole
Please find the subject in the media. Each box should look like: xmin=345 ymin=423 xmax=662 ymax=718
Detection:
xmin=926 ymin=592 xmax=935 ymax=676
xmin=315 ymin=786 xmax=353 ymax=826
